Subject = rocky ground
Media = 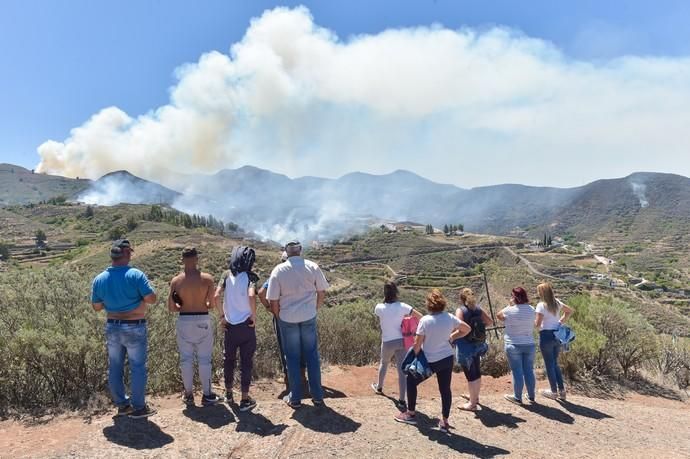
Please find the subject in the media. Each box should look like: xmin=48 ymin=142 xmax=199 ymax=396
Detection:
xmin=2 ymin=366 xmax=689 ymax=459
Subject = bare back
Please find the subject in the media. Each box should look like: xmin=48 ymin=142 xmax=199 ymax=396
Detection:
xmin=171 ymin=270 xmax=215 ymax=313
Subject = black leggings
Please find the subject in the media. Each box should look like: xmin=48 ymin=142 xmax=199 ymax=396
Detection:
xmin=407 ymin=356 xmax=454 ymax=418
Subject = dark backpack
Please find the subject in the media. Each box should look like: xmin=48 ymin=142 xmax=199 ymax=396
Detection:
xmin=462 ymin=306 xmax=486 ymax=343
xmin=229 ymin=246 xmax=256 ymax=276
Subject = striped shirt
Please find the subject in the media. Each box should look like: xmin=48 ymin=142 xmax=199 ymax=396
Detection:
xmin=502 ymin=303 xmax=536 ymax=345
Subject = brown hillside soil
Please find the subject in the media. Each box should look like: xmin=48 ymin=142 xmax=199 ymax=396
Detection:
xmin=2 ymin=366 xmax=689 ymax=459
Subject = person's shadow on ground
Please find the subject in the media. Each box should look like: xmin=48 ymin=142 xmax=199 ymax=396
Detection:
xmin=413 ymin=412 xmax=510 ymax=458
xmin=182 ymin=403 xmax=236 ymax=429
xmin=522 ymin=402 xmax=574 ymax=424
xmin=230 ymin=404 xmax=288 ymax=437
xmin=557 ymin=400 xmax=613 ymax=420
xmin=291 ymin=404 xmax=361 ymax=434
xmin=103 ymin=416 xmax=174 ymax=450
xmin=473 ymin=405 xmax=526 ymax=429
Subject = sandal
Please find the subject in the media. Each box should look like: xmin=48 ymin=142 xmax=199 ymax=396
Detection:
xmin=437 ymin=419 xmax=450 ymax=433
xmin=458 ymin=402 xmax=478 ymax=412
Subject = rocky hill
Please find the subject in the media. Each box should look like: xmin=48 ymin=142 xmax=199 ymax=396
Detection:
xmin=0 ymin=163 xmax=90 ymax=206
xmin=2 ymin=164 xmax=689 ymax=244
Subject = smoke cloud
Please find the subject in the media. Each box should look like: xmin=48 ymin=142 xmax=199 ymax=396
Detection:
xmin=630 ymin=181 xmax=649 ymax=208
xmin=35 ymin=6 xmax=690 ymax=189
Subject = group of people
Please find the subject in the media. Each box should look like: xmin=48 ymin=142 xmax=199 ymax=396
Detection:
xmin=374 ymin=282 xmax=572 ymax=432
xmin=91 ymin=238 xmax=329 ymax=418
xmin=91 ymin=237 xmax=573 ymax=431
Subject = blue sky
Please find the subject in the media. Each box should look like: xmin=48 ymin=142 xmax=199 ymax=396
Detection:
xmin=2 ymin=1 xmax=690 ymax=186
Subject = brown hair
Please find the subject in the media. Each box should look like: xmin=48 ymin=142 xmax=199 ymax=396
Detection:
xmin=511 ymin=287 xmax=529 ymax=305
xmin=537 ymin=282 xmax=558 ymax=315
xmin=459 ymin=287 xmax=476 ymax=308
xmin=383 ymin=281 xmax=399 ymax=304
xmin=426 ymin=288 xmax=447 ymax=313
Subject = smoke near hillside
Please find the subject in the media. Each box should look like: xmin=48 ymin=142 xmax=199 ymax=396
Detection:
xmin=36 ymin=6 xmax=690 ymax=189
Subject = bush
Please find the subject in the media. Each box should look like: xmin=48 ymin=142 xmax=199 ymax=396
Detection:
xmin=107 ymin=226 xmax=126 ymax=241
xmin=563 ymin=295 xmax=658 ymax=379
xmin=654 ymin=336 xmax=690 ymax=389
xmin=0 ymin=242 xmax=10 ymax=260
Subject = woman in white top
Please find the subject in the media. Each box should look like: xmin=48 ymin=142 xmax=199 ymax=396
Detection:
xmin=372 ymin=281 xmax=422 ymax=407
xmin=497 ymin=287 xmax=536 ymax=405
xmin=535 ymin=282 xmax=573 ymax=400
xmin=395 ymin=289 xmax=470 ymax=433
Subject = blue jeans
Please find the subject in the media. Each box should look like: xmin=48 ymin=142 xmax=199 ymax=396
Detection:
xmin=105 ymin=322 xmax=148 ymax=410
xmin=279 ymin=316 xmax=324 ymax=403
xmin=505 ymin=343 xmax=536 ymax=401
xmin=539 ymin=330 xmax=565 ymax=392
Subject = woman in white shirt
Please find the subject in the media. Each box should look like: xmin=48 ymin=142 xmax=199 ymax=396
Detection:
xmin=372 ymin=281 xmax=422 ymax=408
xmin=395 ymin=289 xmax=470 ymax=433
xmin=497 ymin=287 xmax=536 ymax=405
xmin=535 ymin=282 xmax=573 ymax=400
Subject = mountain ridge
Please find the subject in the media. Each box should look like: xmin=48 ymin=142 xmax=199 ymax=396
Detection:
xmin=2 ymin=163 xmax=689 ymax=241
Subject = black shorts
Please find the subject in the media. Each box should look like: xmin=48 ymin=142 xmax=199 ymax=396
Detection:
xmin=462 ymin=354 xmax=481 ymax=382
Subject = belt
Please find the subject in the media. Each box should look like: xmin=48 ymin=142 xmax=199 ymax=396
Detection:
xmin=107 ymin=318 xmax=146 ymax=324
xmin=179 ymin=311 xmax=209 ymax=316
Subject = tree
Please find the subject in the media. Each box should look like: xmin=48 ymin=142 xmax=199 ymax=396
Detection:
xmin=126 ymin=216 xmax=138 ymax=231
xmin=35 ymin=229 xmax=47 ymax=244
xmin=547 ymin=234 xmax=553 ymax=246
xmin=443 ymin=224 xmax=449 ymax=234
xmin=543 ymin=233 xmax=548 ymax=248
xmin=458 ymin=223 xmax=464 ymax=232
xmin=108 ymin=226 xmax=126 ymax=240
xmin=83 ymin=205 xmax=94 ymax=218
xmin=148 ymin=205 xmax=163 ymax=222
xmin=0 ymin=242 xmax=10 ymax=261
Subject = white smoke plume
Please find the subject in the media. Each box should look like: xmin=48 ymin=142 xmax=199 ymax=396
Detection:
xmin=630 ymin=181 xmax=649 ymax=208
xmin=36 ymin=6 xmax=690 ymax=189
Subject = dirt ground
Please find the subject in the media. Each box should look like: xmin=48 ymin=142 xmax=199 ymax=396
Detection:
xmin=2 ymin=365 xmax=689 ymax=459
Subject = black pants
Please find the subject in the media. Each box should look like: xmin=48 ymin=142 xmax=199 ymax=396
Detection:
xmin=407 ymin=355 xmax=454 ymax=418
xmin=223 ymin=320 xmax=256 ymax=393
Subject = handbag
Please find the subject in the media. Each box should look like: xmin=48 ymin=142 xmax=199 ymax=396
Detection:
xmin=401 ymin=348 xmax=433 ymax=384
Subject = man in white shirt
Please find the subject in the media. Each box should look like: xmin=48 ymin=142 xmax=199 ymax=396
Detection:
xmin=267 ymin=240 xmax=329 ymax=408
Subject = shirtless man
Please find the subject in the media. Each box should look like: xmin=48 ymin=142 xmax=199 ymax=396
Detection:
xmin=168 ymin=247 xmax=221 ymax=406
xmin=91 ymin=239 xmax=157 ymax=418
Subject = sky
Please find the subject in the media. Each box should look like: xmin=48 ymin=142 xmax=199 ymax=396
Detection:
xmin=2 ymin=0 xmax=690 ymax=188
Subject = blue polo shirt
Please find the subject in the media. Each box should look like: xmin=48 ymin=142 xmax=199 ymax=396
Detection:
xmin=91 ymin=266 xmax=154 ymax=313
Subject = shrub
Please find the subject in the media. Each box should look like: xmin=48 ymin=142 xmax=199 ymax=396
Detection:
xmin=0 ymin=242 xmax=10 ymax=260
xmin=563 ymin=295 xmax=658 ymax=379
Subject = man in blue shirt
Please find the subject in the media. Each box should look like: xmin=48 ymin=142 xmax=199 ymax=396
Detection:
xmin=91 ymin=239 xmax=158 ymax=418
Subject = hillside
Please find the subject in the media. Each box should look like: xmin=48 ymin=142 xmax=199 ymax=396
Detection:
xmin=2 ymin=164 xmax=690 ymax=249
xmin=0 ymin=163 xmax=90 ymax=206
xmin=78 ymin=170 xmax=181 ymax=206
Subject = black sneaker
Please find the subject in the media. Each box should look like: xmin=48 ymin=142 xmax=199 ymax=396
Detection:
xmin=239 ymin=397 xmax=257 ymax=412
xmin=396 ymin=399 xmax=407 ymax=411
xmin=183 ymin=393 xmax=194 ymax=406
xmin=129 ymin=404 xmax=157 ymax=419
xmin=116 ymin=404 xmax=133 ymax=417
xmin=202 ymin=393 xmax=221 ymax=407
xmin=312 ymin=399 xmax=326 ymax=407
xmin=225 ymin=391 xmax=235 ymax=406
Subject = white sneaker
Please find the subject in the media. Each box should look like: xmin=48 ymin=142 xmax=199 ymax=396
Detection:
xmin=540 ymin=389 xmax=558 ymax=400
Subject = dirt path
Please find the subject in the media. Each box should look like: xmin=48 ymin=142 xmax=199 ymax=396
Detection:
xmin=2 ymin=366 xmax=688 ymax=459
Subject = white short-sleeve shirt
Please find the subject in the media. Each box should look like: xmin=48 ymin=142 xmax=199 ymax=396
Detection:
xmin=266 ymin=257 xmax=329 ymax=323
xmin=416 ymin=312 xmax=461 ymax=363
xmin=374 ymin=302 xmax=413 ymax=342
xmin=535 ymin=300 xmax=562 ymax=331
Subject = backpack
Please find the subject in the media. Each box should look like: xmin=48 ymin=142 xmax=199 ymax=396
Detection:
xmin=462 ymin=306 xmax=486 ymax=343
xmin=229 ymin=246 xmax=256 ymax=276
xmin=401 ymin=315 xmax=420 ymax=350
